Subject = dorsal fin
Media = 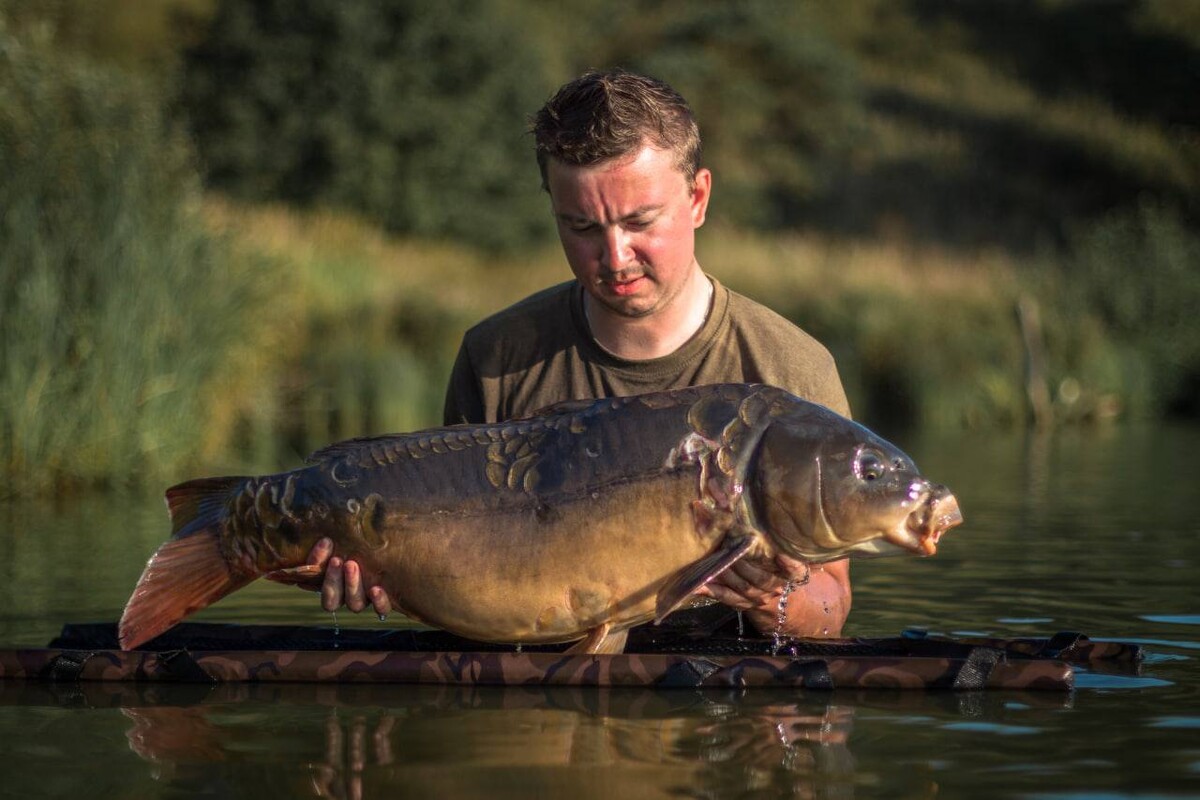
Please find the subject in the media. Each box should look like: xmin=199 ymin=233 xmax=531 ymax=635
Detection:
xmin=526 ymin=397 xmax=604 ymax=417
xmin=306 ymin=432 xmax=440 ymax=464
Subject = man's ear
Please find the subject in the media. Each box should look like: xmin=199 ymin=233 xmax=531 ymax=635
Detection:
xmin=690 ymin=168 xmax=712 ymax=228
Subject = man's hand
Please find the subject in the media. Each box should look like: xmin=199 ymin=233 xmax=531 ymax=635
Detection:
xmin=696 ymin=554 xmax=850 ymax=638
xmin=306 ymin=539 xmax=393 ymax=618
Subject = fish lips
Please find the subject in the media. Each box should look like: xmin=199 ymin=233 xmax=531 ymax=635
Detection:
xmin=888 ymin=485 xmax=963 ymax=556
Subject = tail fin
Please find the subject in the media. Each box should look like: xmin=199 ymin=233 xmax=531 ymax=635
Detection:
xmin=119 ymin=477 xmax=255 ymax=651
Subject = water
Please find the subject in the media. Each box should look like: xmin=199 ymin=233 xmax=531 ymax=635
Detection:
xmin=1 ymin=424 xmax=1198 ymax=798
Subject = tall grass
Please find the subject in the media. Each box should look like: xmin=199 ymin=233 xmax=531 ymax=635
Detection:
xmin=200 ymin=200 xmax=567 ymax=462
xmin=0 ymin=25 xmax=279 ymax=493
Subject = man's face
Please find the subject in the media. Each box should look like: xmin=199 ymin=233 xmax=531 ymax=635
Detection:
xmin=547 ymin=144 xmax=711 ymax=320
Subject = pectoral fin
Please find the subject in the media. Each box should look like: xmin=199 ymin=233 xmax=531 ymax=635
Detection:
xmin=565 ymin=623 xmax=629 ymax=655
xmin=654 ymin=536 xmax=755 ymax=624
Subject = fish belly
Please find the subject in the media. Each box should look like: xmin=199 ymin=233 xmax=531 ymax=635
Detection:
xmin=368 ymin=471 xmax=713 ymax=644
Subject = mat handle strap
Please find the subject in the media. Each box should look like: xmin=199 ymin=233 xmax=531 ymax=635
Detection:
xmin=41 ymin=651 xmax=95 ymax=682
xmin=953 ymin=646 xmax=1004 ymax=690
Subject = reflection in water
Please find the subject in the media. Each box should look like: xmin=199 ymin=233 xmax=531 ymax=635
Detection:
xmin=53 ymin=681 xmax=1071 ymax=800
xmin=107 ymin=683 xmax=863 ymax=799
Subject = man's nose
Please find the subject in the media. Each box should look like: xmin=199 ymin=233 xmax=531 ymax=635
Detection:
xmin=601 ymin=227 xmax=635 ymax=270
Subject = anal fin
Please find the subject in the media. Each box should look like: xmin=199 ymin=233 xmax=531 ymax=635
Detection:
xmin=655 ymin=536 xmax=755 ymax=624
xmin=264 ymin=564 xmax=324 ymax=591
xmin=565 ymin=623 xmax=629 ymax=655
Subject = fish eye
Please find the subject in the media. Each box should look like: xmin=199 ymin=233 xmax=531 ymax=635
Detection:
xmin=855 ymin=450 xmax=887 ymax=482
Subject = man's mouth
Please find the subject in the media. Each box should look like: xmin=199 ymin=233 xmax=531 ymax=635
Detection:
xmin=599 ymin=272 xmax=648 ymax=296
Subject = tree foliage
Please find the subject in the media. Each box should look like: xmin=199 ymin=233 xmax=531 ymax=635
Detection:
xmin=180 ymin=0 xmax=554 ymax=250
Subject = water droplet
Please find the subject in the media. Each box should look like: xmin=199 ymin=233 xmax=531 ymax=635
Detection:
xmin=515 ymin=643 xmax=523 ymax=653
xmin=771 ymin=579 xmax=797 ymax=655
xmin=331 ymin=610 xmax=340 ymax=649
xmin=377 ymin=613 xmax=388 ymax=623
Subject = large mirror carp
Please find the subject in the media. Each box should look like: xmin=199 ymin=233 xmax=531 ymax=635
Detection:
xmin=120 ymin=384 xmax=962 ymax=652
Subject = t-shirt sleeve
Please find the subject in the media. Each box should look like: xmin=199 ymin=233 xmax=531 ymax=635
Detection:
xmin=813 ymin=355 xmax=852 ymax=419
xmin=442 ymin=339 xmax=486 ymax=426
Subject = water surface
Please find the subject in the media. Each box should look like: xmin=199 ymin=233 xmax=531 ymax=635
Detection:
xmin=1 ymin=424 xmax=1197 ymax=798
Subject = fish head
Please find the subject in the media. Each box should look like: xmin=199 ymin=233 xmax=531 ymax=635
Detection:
xmin=749 ymin=414 xmax=962 ymax=562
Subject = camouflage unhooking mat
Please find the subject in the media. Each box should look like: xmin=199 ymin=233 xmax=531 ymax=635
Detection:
xmin=0 ymin=612 xmax=1142 ymax=691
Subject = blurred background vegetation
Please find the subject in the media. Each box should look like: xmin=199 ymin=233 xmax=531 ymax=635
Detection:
xmin=1 ymin=0 xmax=1197 ymax=495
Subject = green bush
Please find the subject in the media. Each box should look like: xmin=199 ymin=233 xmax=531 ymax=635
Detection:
xmin=0 ymin=23 xmax=273 ymax=492
xmin=780 ymin=286 xmax=1025 ymax=430
xmin=1059 ymin=203 xmax=1200 ymax=417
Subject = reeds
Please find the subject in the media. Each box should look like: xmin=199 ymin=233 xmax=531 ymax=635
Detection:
xmin=0 ymin=28 xmax=278 ymax=493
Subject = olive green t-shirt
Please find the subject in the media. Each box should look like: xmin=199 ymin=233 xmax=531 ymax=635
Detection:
xmin=443 ymin=276 xmax=850 ymax=425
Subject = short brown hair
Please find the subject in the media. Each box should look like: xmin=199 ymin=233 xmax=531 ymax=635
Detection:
xmin=531 ymin=69 xmax=702 ymax=190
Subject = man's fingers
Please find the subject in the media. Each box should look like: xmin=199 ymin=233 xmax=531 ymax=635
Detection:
xmin=322 ymin=557 xmax=344 ymax=612
xmin=369 ymin=587 xmax=393 ymax=618
xmin=715 ymin=567 xmax=753 ymax=595
xmin=775 ymin=553 xmax=813 ymax=580
xmin=719 ymin=563 xmax=776 ymax=596
xmin=344 ymin=560 xmax=366 ymax=613
xmin=707 ymin=559 xmax=791 ymax=613
xmin=729 ymin=557 xmax=782 ymax=586
xmin=701 ymin=580 xmax=753 ymax=610
xmin=308 ymin=537 xmax=334 ymax=567
xmin=317 ymin=553 xmax=387 ymax=615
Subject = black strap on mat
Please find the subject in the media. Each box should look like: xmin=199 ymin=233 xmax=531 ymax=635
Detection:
xmin=41 ymin=651 xmax=95 ymax=682
xmin=952 ymin=647 xmax=1004 ymax=690
xmin=1042 ymin=631 xmax=1085 ymax=659
xmin=793 ymin=659 xmax=835 ymax=690
xmin=656 ymin=658 xmax=725 ymax=688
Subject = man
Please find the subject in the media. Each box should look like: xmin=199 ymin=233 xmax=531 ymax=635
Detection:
xmin=309 ymin=69 xmax=852 ymax=639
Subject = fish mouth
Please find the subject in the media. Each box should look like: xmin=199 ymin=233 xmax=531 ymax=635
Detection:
xmin=890 ymin=485 xmax=963 ymax=556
